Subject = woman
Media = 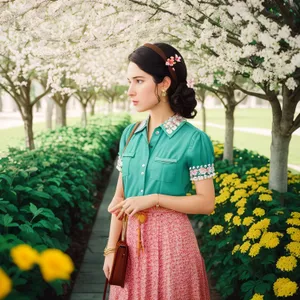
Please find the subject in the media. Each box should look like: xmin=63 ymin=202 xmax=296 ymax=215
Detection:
xmin=103 ymin=42 xmax=215 ymax=300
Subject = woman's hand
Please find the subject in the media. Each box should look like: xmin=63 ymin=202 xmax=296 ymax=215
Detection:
xmin=107 ymin=195 xmax=124 ymax=217
xmin=108 ymin=194 xmax=157 ymax=220
xmin=103 ymin=253 xmax=114 ymax=279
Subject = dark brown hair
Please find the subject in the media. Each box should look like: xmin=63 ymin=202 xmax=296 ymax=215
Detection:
xmin=128 ymin=42 xmax=197 ymax=118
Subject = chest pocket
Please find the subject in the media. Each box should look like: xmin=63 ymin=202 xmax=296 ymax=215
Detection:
xmin=149 ymin=157 xmax=178 ymax=183
xmin=121 ymin=151 xmax=135 ymax=176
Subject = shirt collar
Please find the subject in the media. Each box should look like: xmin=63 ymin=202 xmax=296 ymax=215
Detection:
xmin=135 ymin=113 xmax=187 ymax=138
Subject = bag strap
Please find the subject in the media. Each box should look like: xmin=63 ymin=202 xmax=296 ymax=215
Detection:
xmin=103 ymin=121 xmax=141 ymax=300
xmin=120 ymin=121 xmax=140 ymax=242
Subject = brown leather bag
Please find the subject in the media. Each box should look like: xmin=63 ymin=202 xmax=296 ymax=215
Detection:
xmin=103 ymin=121 xmax=141 ymax=300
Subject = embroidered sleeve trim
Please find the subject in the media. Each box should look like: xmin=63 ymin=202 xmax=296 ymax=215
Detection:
xmin=116 ymin=155 xmax=122 ymax=172
xmin=189 ymin=164 xmax=215 ymax=181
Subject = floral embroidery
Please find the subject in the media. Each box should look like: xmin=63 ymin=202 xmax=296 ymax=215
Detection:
xmin=163 ymin=114 xmax=186 ymax=135
xmin=116 ymin=155 xmax=122 ymax=172
xmin=189 ymin=164 xmax=215 ymax=181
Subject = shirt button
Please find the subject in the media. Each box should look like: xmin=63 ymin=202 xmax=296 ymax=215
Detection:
xmin=142 ymin=164 xmax=145 ymax=167
xmin=155 ymin=131 xmax=160 ymax=135
xmin=141 ymin=172 xmax=144 ymax=175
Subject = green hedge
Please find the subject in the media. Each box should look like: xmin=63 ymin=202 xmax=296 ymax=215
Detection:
xmin=0 ymin=113 xmax=131 ymax=299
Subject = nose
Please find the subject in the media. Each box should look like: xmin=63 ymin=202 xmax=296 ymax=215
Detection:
xmin=127 ymin=83 xmax=136 ymax=97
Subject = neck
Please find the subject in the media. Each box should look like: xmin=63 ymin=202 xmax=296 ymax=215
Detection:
xmin=148 ymin=108 xmax=176 ymax=129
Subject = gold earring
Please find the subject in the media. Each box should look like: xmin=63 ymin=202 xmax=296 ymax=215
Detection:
xmin=162 ymin=90 xmax=167 ymax=97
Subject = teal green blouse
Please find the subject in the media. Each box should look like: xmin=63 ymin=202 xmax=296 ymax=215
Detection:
xmin=116 ymin=114 xmax=215 ymax=198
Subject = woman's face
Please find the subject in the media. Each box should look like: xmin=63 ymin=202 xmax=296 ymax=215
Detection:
xmin=127 ymin=62 xmax=162 ymax=112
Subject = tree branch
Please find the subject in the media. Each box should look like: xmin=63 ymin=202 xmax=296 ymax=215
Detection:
xmin=289 ymin=113 xmax=300 ymax=134
xmin=31 ymin=87 xmax=51 ymax=107
xmin=233 ymin=83 xmax=269 ymax=100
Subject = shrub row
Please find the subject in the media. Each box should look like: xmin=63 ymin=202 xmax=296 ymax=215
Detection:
xmin=0 ymin=113 xmax=131 ymax=300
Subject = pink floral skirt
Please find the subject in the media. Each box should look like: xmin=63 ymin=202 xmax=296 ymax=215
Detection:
xmin=109 ymin=207 xmax=210 ymax=300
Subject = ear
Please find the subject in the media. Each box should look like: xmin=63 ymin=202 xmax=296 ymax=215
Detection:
xmin=160 ymin=76 xmax=172 ymax=91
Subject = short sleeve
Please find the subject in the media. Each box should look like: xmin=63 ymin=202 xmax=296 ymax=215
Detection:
xmin=116 ymin=123 xmax=136 ymax=172
xmin=187 ymin=130 xmax=215 ymax=181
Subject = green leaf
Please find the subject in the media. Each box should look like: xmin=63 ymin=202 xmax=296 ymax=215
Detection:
xmin=29 ymin=203 xmax=38 ymax=215
xmin=19 ymin=170 xmax=29 ymax=179
xmin=0 ymin=174 xmax=13 ymax=185
xmin=19 ymin=224 xmax=34 ymax=233
xmin=2 ymin=214 xmax=13 ymax=226
xmin=262 ymin=273 xmax=277 ymax=283
xmin=32 ymin=220 xmax=53 ymax=229
xmin=49 ymin=279 xmax=64 ymax=295
xmin=241 ymin=280 xmax=256 ymax=293
xmin=30 ymin=190 xmax=51 ymax=200
xmin=255 ymin=282 xmax=270 ymax=294
xmin=14 ymin=185 xmax=32 ymax=192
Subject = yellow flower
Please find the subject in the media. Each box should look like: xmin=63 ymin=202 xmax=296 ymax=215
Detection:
xmin=243 ymin=217 xmax=254 ymax=226
xmin=276 ymin=256 xmax=297 ymax=272
xmin=273 ymin=278 xmax=298 ymax=297
xmin=253 ymin=208 xmax=265 ymax=217
xmin=291 ymin=212 xmax=300 ymax=218
xmin=10 ymin=244 xmax=39 ymax=271
xmin=235 ymin=198 xmax=247 ymax=208
xmin=246 ymin=229 xmax=261 ymax=240
xmin=0 ymin=268 xmax=12 ymax=300
xmin=251 ymin=293 xmax=264 ymax=300
xmin=286 ymin=227 xmax=300 ymax=235
xmin=258 ymin=194 xmax=272 ymax=202
xmin=249 ymin=243 xmax=261 ymax=257
xmin=209 ymin=225 xmax=224 ymax=235
xmin=286 ymin=218 xmax=300 ymax=226
xmin=285 ymin=242 xmax=300 ymax=258
xmin=233 ymin=216 xmax=241 ymax=226
xmin=232 ymin=244 xmax=240 ymax=255
xmin=237 ymin=207 xmax=245 ymax=216
xmin=39 ymin=249 xmax=74 ymax=282
xmin=240 ymin=241 xmax=251 ymax=253
xmin=216 ymin=191 xmax=231 ymax=204
xmin=260 ymin=232 xmax=281 ymax=249
xmin=224 ymin=213 xmax=233 ymax=222
xmin=291 ymin=232 xmax=300 ymax=242
xmin=251 ymin=218 xmax=270 ymax=231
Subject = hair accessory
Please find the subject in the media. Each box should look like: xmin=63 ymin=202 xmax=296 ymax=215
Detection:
xmin=166 ymin=54 xmax=182 ymax=71
xmin=143 ymin=43 xmax=178 ymax=82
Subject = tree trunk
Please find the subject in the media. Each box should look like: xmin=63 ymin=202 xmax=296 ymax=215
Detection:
xmin=81 ymin=104 xmax=87 ymax=127
xmin=0 ymin=91 xmax=2 ymax=112
xmin=269 ymin=132 xmax=291 ymax=193
xmin=55 ymin=101 xmax=67 ymax=128
xmin=35 ymin=100 xmax=41 ymax=113
xmin=223 ymin=106 xmax=235 ymax=163
xmin=46 ymin=97 xmax=54 ymax=130
xmin=23 ymin=106 xmax=35 ymax=150
xmin=201 ymin=102 xmax=206 ymax=132
xmin=108 ymin=101 xmax=113 ymax=113
xmin=90 ymin=102 xmax=95 ymax=116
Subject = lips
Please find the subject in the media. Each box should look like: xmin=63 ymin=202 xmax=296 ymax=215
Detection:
xmin=132 ymin=100 xmax=139 ymax=105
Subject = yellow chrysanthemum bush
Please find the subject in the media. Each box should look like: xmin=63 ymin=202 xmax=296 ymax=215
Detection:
xmin=0 ymin=240 xmax=74 ymax=300
xmin=0 ymin=115 xmax=131 ymax=299
xmin=191 ymin=145 xmax=300 ymax=299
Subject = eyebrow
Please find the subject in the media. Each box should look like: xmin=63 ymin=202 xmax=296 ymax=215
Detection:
xmin=127 ymin=76 xmax=146 ymax=80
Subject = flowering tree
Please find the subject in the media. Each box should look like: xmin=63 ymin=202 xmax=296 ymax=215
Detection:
xmin=118 ymin=0 xmax=300 ymax=193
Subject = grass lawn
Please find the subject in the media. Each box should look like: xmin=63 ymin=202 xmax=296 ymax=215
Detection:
xmin=1 ymin=108 xmax=299 ymax=167
xmin=131 ymin=108 xmax=300 ymax=167
xmin=0 ymin=117 xmax=82 ymax=153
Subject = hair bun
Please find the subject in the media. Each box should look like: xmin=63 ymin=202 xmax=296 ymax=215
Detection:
xmin=170 ymin=83 xmax=197 ymax=118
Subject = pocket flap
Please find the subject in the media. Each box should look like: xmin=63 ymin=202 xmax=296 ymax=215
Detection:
xmin=155 ymin=157 xmax=178 ymax=163
xmin=123 ymin=152 xmax=135 ymax=158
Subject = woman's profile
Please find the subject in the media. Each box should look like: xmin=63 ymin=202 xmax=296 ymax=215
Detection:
xmin=103 ymin=42 xmax=215 ymax=300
